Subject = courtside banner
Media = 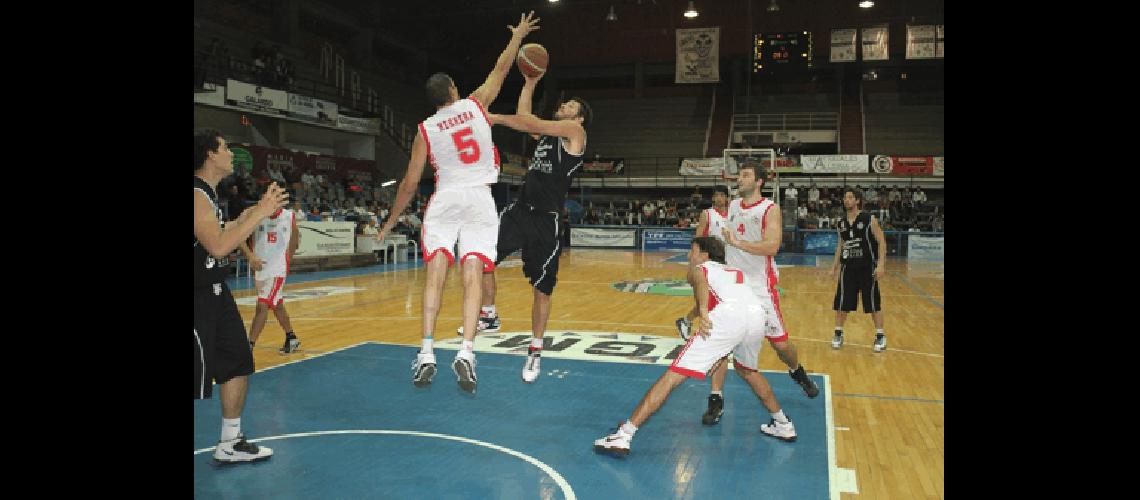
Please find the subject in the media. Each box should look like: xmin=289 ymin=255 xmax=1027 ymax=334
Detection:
xmin=193 ymin=83 xmax=226 ymax=107
xmin=571 ymin=227 xmax=637 ymax=248
xmin=226 ymin=79 xmax=288 ymax=112
xmin=803 ymin=232 xmax=839 ymax=254
xmin=296 ymin=221 xmax=356 ymax=256
xmin=642 ymin=229 xmax=695 ymax=252
xmin=801 ymin=155 xmax=868 ymax=173
xmin=337 ymin=114 xmax=380 ymax=134
xmin=582 ymin=158 xmax=625 ymax=175
xmin=679 ymin=157 xmax=724 ymax=176
xmin=830 ymin=28 xmax=857 ymax=62
xmin=907 ymin=236 xmax=944 ymax=260
xmin=872 ymin=155 xmax=936 ymax=175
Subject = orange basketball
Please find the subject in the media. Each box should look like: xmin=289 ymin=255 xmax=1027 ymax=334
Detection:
xmin=517 ymin=43 xmax=548 ymax=78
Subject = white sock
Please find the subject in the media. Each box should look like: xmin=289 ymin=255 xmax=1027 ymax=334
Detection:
xmin=462 ymin=340 xmax=474 ymax=352
xmin=620 ymin=420 xmax=638 ymax=437
xmin=221 ymin=418 xmax=241 ymax=441
xmin=421 ymin=337 xmax=433 ymax=354
xmin=530 ymin=337 xmax=544 ymax=350
xmin=772 ymin=410 xmax=789 ymax=424
xmin=481 ymin=305 xmax=496 ymax=317
xmin=711 ymin=390 xmax=723 ymax=397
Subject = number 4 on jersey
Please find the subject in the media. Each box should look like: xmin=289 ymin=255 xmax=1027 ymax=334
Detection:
xmin=737 ymin=223 xmax=746 ymax=236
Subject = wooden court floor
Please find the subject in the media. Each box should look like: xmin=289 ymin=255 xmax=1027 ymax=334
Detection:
xmin=237 ymin=249 xmax=945 ymax=499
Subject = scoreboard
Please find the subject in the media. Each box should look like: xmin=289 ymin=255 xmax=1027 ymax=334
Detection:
xmin=754 ymin=31 xmax=812 ymax=72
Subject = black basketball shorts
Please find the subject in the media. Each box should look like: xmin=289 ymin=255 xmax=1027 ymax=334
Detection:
xmin=194 ymin=283 xmax=255 ymax=399
xmin=495 ymin=203 xmax=563 ymax=295
xmin=833 ymin=264 xmax=882 ymax=313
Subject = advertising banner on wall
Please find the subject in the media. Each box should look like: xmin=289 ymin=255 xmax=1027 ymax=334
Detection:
xmin=571 ymin=227 xmax=637 ymax=248
xmin=642 ymin=229 xmax=695 ymax=252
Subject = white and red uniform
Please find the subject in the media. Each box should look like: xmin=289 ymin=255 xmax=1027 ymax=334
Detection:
xmin=252 ymin=208 xmax=295 ymax=309
xmin=701 ymin=206 xmax=731 ymax=243
xmin=418 ymin=97 xmax=500 ymax=270
xmin=670 ymin=261 xmax=770 ymax=378
xmin=724 ymin=197 xmax=789 ymax=342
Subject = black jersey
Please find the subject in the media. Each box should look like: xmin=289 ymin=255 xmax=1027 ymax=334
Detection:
xmin=837 ymin=211 xmax=879 ymax=268
xmin=518 ymin=135 xmax=583 ymax=213
xmin=194 ymin=177 xmax=231 ymax=288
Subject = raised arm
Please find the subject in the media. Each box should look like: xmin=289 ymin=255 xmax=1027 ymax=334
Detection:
xmin=468 ymin=11 xmax=541 ymax=109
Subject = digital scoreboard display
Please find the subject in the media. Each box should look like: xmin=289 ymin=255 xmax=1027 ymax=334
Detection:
xmin=754 ymin=31 xmax=812 ymax=72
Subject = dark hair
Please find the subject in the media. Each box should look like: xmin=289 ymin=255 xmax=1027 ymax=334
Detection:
xmin=194 ymin=129 xmax=224 ymax=172
xmin=843 ymin=187 xmax=864 ymax=209
xmin=737 ymin=162 xmax=767 ymax=182
xmin=713 ymin=185 xmax=730 ymax=196
xmin=425 ymin=72 xmax=454 ymax=107
xmin=567 ymin=97 xmax=593 ymax=126
xmin=692 ymin=236 xmax=726 ymax=264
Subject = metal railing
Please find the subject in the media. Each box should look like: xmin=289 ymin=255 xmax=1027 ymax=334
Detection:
xmin=731 ymin=113 xmax=839 ymax=132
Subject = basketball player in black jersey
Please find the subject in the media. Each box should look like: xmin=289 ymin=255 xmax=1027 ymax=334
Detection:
xmin=195 ymin=129 xmax=288 ymax=463
xmin=831 ymin=188 xmax=889 ymax=352
xmin=477 ymin=71 xmax=591 ymax=383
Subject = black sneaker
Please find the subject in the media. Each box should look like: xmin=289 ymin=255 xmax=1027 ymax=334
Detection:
xmin=675 ymin=317 xmax=692 ymax=341
xmin=279 ymin=336 xmax=300 ymax=354
xmin=701 ymin=394 xmax=724 ymax=425
xmin=789 ymin=366 xmax=820 ymax=398
xmin=457 ymin=315 xmax=501 ymax=335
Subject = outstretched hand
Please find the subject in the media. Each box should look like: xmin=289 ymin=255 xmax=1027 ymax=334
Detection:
xmin=508 ymin=11 xmax=541 ymax=38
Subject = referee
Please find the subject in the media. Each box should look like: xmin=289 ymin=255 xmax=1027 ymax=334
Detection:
xmin=195 ymin=129 xmax=288 ymax=463
xmin=830 ymin=188 xmax=889 ymax=352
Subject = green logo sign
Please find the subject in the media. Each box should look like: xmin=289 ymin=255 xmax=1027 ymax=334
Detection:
xmin=230 ymin=147 xmax=253 ymax=175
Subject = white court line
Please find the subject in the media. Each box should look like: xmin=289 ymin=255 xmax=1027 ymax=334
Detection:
xmin=273 ymin=321 xmax=943 ymax=359
xmin=195 ymin=430 xmax=576 ymax=500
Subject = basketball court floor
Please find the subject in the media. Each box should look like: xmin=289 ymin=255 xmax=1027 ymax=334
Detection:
xmin=194 ymin=248 xmax=945 ymax=499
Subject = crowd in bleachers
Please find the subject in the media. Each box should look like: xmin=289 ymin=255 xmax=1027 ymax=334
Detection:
xmin=783 ymin=184 xmax=943 ymax=232
xmin=196 ymin=37 xmax=296 ymax=91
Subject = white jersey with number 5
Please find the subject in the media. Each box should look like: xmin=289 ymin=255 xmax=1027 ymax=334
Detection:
xmin=419 ymin=97 xmax=499 ymax=190
xmin=252 ymin=209 xmax=295 ymax=280
xmin=725 ymin=197 xmax=779 ymax=297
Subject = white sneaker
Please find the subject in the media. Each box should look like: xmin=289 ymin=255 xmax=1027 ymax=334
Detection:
xmin=453 ymin=350 xmax=477 ymax=393
xmin=760 ymin=418 xmax=797 ymax=442
xmin=831 ymin=333 xmax=843 ymax=349
xmin=214 ymin=434 xmax=273 ymax=463
xmin=593 ymin=429 xmax=631 ymax=457
xmin=411 ymin=352 xmax=437 ymax=387
xmin=521 ymin=350 xmax=542 ymax=383
xmin=873 ymin=335 xmax=887 ymax=353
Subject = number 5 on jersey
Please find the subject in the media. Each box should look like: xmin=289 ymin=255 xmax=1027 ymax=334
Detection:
xmin=451 ymin=127 xmax=481 ymax=164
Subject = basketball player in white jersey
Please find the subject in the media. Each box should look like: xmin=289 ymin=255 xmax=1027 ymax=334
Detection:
xmin=594 ymin=237 xmax=797 ymax=457
xmin=675 ymin=184 xmax=729 ymax=338
xmin=701 ymin=163 xmax=821 ymax=424
xmin=377 ymin=11 xmax=540 ymax=393
xmin=238 ymin=198 xmax=301 ymax=354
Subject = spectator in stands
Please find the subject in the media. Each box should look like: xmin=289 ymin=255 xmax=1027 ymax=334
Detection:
xmin=785 ymin=183 xmax=798 ymax=203
xmin=901 ymin=187 xmax=913 ymax=208
xmin=878 ymin=185 xmax=888 ymax=206
xmin=642 ymin=200 xmax=656 ymax=224
xmin=675 ymin=217 xmax=691 ymax=229
xmin=796 ymin=204 xmax=809 ymax=221
xmin=889 ymin=186 xmax=901 ymax=205
xmin=864 ymin=184 xmax=878 ymax=204
xmin=284 ymin=165 xmax=302 ymax=193
xmin=877 ymin=197 xmax=890 ymax=223
xmin=657 ymin=206 xmax=666 ymax=225
xmin=307 ymin=206 xmax=323 ymax=222
xmin=301 ymin=170 xmax=316 ymax=192
xmin=808 ymin=184 xmax=820 ymax=205
xmin=690 ymin=187 xmax=703 ymax=206
xmin=266 ymin=164 xmax=286 ymax=185
xmin=913 ymin=187 xmax=927 ymax=208
xmin=818 ymin=211 xmax=831 ymax=229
